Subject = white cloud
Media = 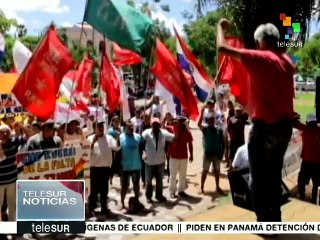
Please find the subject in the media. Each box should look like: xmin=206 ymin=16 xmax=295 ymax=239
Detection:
xmin=151 ymin=10 xmax=185 ymax=36
xmin=61 ymin=22 xmax=73 ymax=28
xmin=182 ymin=0 xmax=192 ymax=3
xmin=0 ymin=0 xmax=69 ymax=14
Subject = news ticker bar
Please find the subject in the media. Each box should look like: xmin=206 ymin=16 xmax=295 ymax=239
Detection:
xmin=1 ymin=222 xmax=320 ymax=234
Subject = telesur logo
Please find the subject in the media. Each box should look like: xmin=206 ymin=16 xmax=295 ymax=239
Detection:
xmin=277 ymin=13 xmax=303 ymax=48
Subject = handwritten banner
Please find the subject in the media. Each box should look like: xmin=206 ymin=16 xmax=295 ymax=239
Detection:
xmin=16 ymin=145 xmax=91 ymax=196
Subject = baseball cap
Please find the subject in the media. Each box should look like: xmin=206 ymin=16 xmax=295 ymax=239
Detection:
xmin=306 ymin=114 xmax=317 ymax=123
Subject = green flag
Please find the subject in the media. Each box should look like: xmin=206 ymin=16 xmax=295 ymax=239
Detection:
xmin=84 ymin=0 xmax=153 ymax=54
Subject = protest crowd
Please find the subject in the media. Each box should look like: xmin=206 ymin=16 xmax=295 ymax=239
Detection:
xmin=0 ymin=1 xmax=320 ymax=239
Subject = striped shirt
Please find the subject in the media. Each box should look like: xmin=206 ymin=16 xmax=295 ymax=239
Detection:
xmin=0 ymin=138 xmax=25 ymax=185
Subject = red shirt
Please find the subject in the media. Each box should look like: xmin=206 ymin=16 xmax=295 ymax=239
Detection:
xmin=301 ymin=127 xmax=320 ymax=164
xmin=169 ymin=127 xmax=193 ymax=160
xmin=240 ymin=50 xmax=295 ymax=123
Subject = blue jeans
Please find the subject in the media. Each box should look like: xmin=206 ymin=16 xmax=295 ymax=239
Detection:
xmin=248 ymin=119 xmax=292 ymax=222
xmin=145 ymin=163 xmax=165 ymax=199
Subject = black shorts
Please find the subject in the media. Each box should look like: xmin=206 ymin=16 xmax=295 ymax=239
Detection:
xmin=121 ymin=170 xmax=140 ymax=188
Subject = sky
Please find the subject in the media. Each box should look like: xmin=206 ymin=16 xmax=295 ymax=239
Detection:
xmin=0 ymin=0 xmax=318 ymax=38
xmin=0 ymin=0 xmax=195 ymax=36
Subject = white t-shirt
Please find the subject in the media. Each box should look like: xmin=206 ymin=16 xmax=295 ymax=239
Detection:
xmin=151 ymin=104 xmax=162 ymax=118
xmin=232 ymin=144 xmax=249 ymax=169
xmin=131 ymin=117 xmax=142 ymax=133
xmin=87 ymin=134 xmax=120 ymax=167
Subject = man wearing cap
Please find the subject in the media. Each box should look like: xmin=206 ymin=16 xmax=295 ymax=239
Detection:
xmin=87 ymin=120 xmax=120 ymax=216
xmin=198 ymin=106 xmax=225 ymax=194
xmin=142 ymin=117 xmax=175 ymax=203
xmin=217 ymin=19 xmax=295 ymax=222
xmin=168 ymin=116 xmax=193 ymax=198
xmin=27 ymin=120 xmax=62 ymax=151
xmin=295 ymin=114 xmax=320 ymax=203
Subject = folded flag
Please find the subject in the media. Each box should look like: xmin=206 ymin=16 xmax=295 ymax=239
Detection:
xmin=174 ymin=26 xmax=214 ymax=102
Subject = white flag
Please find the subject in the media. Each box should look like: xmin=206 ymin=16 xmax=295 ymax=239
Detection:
xmin=12 ymin=40 xmax=32 ymax=74
xmin=155 ymin=79 xmax=177 ymax=118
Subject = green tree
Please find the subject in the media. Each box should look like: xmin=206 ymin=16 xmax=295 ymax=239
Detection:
xmin=184 ymin=10 xmax=231 ymax=76
xmin=1 ymin=35 xmax=15 ymax=72
xmin=296 ymin=34 xmax=320 ymax=78
xmin=195 ymin=0 xmax=320 ymax=48
xmin=0 ymin=10 xmax=17 ymax=33
xmin=20 ymin=35 xmax=40 ymax=51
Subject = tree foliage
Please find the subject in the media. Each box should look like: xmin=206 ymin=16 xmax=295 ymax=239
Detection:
xmin=195 ymin=0 xmax=320 ymax=48
xmin=0 ymin=10 xmax=17 ymax=33
xmin=184 ymin=10 xmax=232 ymax=76
xmin=296 ymin=34 xmax=320 ymax=78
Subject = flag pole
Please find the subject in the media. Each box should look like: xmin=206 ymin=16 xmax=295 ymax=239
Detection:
xmin=95 ymin=36 xmax=105 ymax=124
xmin=143 ymin=38 xmax=156 ymax=114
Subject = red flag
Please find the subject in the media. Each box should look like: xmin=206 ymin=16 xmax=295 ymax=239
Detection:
xmin=75 ymin=55 xmax=94 ymax=98
xmin=113 ymin=42 xmax=143 ymax=67
xmin=12 ymin=26 xmax=75 ymax=120
xmin=100 ymin=54 xmax=121 ymax=112
xmin=218 ymin=37 xmax=248 ymax=107
xmin=151 ymin=39 xmax=199 ymax=120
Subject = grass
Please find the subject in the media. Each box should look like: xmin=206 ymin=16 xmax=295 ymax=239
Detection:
xmin=294 ymin=92 xmax=316 ymax=122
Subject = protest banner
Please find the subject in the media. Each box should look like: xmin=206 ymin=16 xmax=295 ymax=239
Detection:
xmin=16 ymin=144 xmax=91 ymax=197
xmin=0 ymin=94 xmax=25 ymax=114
